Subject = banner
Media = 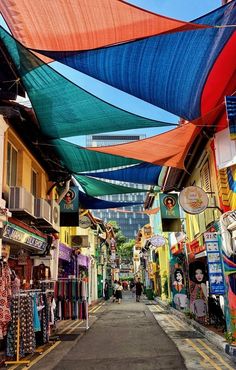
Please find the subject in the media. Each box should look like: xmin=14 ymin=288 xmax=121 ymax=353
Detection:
xmin=204 ymin=231 xmax=225 ymax=295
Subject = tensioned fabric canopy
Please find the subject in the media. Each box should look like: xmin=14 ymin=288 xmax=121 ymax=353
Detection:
xmin=78 ymin=190 xmax=142 ymax=210
xmin=0 ymin=0 xmax=210 ymax=52
xmin=75 ymin=174 xmax=147 ymax=197
xmin=0 ymin=26 xmax=173 ymax=139
xmin=51 ymin=139 xmax=140 ymax=173
xmin=87 ymin=123 xmax=199 ymax=169
xmin=82 ymin=163 xmax=162 ymax=185
xmin=45 ymin=1 xmax=236 ymax=123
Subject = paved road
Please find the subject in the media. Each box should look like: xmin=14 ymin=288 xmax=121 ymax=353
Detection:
xmin=29 ymin=291 xmax=186 ymax=370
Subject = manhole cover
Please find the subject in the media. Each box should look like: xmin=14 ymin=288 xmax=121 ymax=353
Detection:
xmin=59 ymin=334 xmax=81 ymax=341
xmin=171 ymin=330 xmax=203 ymax=339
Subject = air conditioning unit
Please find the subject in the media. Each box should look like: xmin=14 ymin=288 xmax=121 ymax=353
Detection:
xmin=9 ymin=187 xmax=34 ymax=216
xmin=34 ymin=198 xmax=51 ymax=223
xmin=50 ymin=200 xmax=60 ymax=232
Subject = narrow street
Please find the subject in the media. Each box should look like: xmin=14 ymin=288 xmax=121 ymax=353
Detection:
xmin=20 ymin=292 xmax=235 ymax=370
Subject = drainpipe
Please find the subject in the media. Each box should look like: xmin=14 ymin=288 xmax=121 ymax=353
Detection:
xmin=0 ymin=115 xmax=10 ymax=258
xmin=57 ymin=179 xmax=71 ymax=204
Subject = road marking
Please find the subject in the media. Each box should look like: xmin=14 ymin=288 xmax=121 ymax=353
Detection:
xmin=66 ymin=320 xmax=84 ymax=334
xmin=197 ymin=339 xmax=235 ymax=370
xmin=186 ymin=339 xmax=222 ymax=370
xmin=59 ymin=319 xmax=82 ymax=333
xmin=93 ymin=304 xmax=103 ymax=313
xmin=21 ymin=341 xmax=61 ymax=370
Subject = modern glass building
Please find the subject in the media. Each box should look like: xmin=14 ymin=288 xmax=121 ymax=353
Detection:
xmin=86 ymin=134 xmax=149 ymax=240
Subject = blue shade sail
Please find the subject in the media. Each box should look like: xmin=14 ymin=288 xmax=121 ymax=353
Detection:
xmin=225 ymin=96 xmax=236 ymax=140
xmin=78 ymin=191 xmax=142 ymax=210
xmin=0 ymin=26 xmax=173 ymax=139
xmin=82 ymin=163 xmax=162 ymax=185
xmin=42 ymin=1 xmax=236 ymax=122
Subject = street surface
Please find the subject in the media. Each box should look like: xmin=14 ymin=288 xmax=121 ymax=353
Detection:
xmin=7 ymin=292 xmax=236 ymax=370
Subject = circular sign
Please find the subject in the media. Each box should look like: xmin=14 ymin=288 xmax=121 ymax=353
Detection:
xmin=150 ymin=235 xmax=166 ymax=248
xmin=179 ymin=186 xmax=208 ymax=214
xmin=79 ymin=215 xmax=92 ymax=228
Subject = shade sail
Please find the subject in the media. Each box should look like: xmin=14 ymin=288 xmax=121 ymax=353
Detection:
xmin=46 ymin=1 xmax=236 ymax=123
xmin=75 ymin=174 xmax=147 ymax=197
xmin=0 ymin=27 xmax=173 ymax=139
xmin=78 ymin=190 xmax=142 ymax=210
xmin=225 ymin=96 xmax=236 ymax=140
xmin=83 ymin=162 xmax=162 ymax=185
xmin=87 ymin=123 xmax=199 ymax=169
xmin=0 ymin=0 xmax=210 ymax=52
xmin=51 ymin=139 xmax=140 ymax=173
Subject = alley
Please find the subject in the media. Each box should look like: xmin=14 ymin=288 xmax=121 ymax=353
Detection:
xmin=16 ymin=292 xmax=235 ymax=370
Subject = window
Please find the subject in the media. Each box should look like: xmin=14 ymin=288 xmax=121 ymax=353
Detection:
xmin=200 ymin=160 xmax=211 ymax=193
xmin=31 ymin=169 xmax=37 ymax=197
xmin=7 ymin=142 xmax=17 ymax=186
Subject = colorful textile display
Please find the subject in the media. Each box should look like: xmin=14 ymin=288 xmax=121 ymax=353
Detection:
xmin=0 ymin=264 xmax=12 ymax=339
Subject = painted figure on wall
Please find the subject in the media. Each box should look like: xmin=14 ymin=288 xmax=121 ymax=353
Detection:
xmin=172 ymin=267 xmax=188 ymax=310
xmin=189 ymin=261 xmax=208 ymax=323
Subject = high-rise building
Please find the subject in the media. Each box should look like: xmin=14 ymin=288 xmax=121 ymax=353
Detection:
xmin=86 ymin=134 xmax=149 ymax=240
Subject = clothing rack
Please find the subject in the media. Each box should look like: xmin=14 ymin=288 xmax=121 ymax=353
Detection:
xmin=5 ymin=292 xmax=30 ymax=366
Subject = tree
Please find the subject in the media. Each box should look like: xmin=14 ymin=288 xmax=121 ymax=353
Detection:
xmin=107 ymin=220 xmax=134 ymax=260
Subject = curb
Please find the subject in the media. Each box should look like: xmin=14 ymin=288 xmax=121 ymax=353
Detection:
xmin=154 ymin=297 xmax=236 ymax=363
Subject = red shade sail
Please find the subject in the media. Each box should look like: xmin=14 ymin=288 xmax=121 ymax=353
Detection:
xmin=0 ymin=0 xmax=210 ymax=51
xmin=87 ymin=123 xmax=199 ymax=169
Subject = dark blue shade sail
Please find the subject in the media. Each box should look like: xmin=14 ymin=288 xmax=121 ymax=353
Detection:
xmin=41 ymin=1 xmax=236 ymax=122
xmin=82 ymin=163 xmax=162 ymax=185
xmin=78 ymin=191 xmax=142 ymax=210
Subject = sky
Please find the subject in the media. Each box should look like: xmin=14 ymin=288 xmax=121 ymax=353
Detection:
xmin=0 ymin=0 xmax=222 ymax=146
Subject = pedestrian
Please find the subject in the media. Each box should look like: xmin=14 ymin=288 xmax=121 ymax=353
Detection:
xmin=116 ymin=281 xmax=123 ymax=304
xmin=104 ymin=279 xmax=109 ymax=301
xmin=135 ymin=278 xmax=143 ymax=302
xmin=112 ymin=280 xmax=119 ymax=302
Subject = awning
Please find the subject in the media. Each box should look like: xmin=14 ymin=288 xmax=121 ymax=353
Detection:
xmin=45 ymin=1 xmax=236 ymax=124
xmin=0 ymin=0 xmax=209 ymax=52
xmin=87 ymin=123 xmax=199 ymax=169
xmin=0 ymin=26 xmax=173 ymax=139
xmin=78 ymin=191 xmax=142 ymax=210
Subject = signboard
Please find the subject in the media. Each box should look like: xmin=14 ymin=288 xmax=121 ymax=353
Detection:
xmin=60 ymin=186 xmax=79 ymax=213
xmin=150 ymin=235 xmax=166 ymax=248
xmin=160 ymin=193 xmax=180 ymax=219
xmin=3 ymin=222 xmax=47 ymax=251
xmin=79 ymin=215 xmax=92 ymax=229
xmin=179 ymin=186 xmax=208 ymax=214
xmin=204 ymin=232 xmax=225 ymax=295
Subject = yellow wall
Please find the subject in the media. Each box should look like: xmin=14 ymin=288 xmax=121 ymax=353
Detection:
xmin=3 ymin=128 xmax=49 ymax=198
xmin=158 ymin=238 xmax=170 ymax=301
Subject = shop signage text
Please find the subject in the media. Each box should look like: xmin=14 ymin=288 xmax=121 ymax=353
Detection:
xmin=179 ymin=186 xmax=208 ymax=214
xmin=3 ymin=223 xmax=47 ymax=251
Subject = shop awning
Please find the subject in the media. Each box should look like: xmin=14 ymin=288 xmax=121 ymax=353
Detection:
xmin=0 ymin=0 xmax=209 ymax=52
xmin=0 ymin=26 xmax=173 ymax=139
xmin=87 ymin=123 xmax=199 ymax=169
xmin=82 ymin=162 xmax=162 ymax=186
xmin=75 ymin=174 xmax=147 ymax=197
xmin=44 ymin=1 xmax=236 ymax=124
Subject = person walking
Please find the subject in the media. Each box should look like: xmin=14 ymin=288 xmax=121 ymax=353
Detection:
xmin=104 ymin=279 xmax=109 ymax=301
xmin=135 ymin=278 xmax=143 ymax=302
xmin=116 ymin=281 xmax=123 ymax=304
xmin=112 ymin=280 xmax=119 ymax=302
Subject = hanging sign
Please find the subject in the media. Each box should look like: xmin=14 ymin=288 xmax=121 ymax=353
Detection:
xmin=150 ymin=235 xmax=166 ymax=248
xmin=60 ymin=186 xmax=79 ymax=213
xmin=79 ymin=215 xmax=92 ymax=229
xmin=160 ymin=193 xmax=180 ymax=219
xmin=204 ymin=232 xmax=225 ymax=295
xmin=179 ymin=186 xmax=208 ymax=214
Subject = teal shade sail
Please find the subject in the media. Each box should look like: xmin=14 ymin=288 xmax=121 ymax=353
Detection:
xmin=51 ymin=139 xmax=140 ymax=173
xmin=0 ymin=26 xmax=174 ymax=139
xmin=75 ymin=174 xmax=147 ymax=197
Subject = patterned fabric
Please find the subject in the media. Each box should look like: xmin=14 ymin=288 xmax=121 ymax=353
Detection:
xmin=6 ymin=296 xmax=35 ymax=357
xmin=0 ymin=265 xmax=11 ymax=339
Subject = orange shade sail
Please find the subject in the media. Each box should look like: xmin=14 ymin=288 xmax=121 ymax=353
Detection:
xmin=0 ymin=0 xmax=209 ymax=51
xmin=87 ymin=123 xmax=199 ymax=169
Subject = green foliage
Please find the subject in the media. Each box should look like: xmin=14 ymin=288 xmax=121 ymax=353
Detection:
xmin=224 ymin=331 xmax=236 ymax=344
xmin=107 ymin=220 xmax=134 ymax=259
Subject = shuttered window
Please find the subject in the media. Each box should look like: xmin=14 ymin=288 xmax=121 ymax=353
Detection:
xmin=200 ymin=160 xmax=211 ymax=193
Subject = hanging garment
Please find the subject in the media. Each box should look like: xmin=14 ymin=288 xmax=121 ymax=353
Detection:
xmin=0 ymin=265 xmax=12 ymax=339
xmin=33 ymin=294 xmax=41 ymax=332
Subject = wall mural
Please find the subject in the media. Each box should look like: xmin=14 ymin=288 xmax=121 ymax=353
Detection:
xmin=189 ymin=261 xmax=208 ymax=323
